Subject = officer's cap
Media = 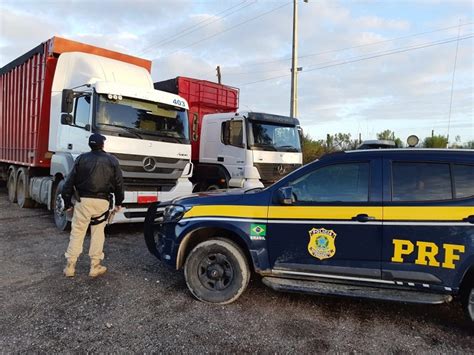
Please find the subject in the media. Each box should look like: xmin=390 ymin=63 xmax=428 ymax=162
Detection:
xmin=89 ymin=133 xmax=106 ymax=146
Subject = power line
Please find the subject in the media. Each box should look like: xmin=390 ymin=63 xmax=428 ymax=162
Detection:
xmin=236 ymin=34 xmax=473 ymax=86
xmin=226 ymin=32 xmax=474 ymax=76
xmin=224 ymin=21 xmax=474 ymax=70
xmin=160 ymin=1 xmax=292 ymax=58
xmin=139 ymin=1 xmax=255 ymax=56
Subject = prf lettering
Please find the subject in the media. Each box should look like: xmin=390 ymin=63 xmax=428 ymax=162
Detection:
xmin=392 ymin=239 xmax=465 ymax=269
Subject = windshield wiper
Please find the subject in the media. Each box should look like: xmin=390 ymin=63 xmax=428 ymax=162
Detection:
xmin=277 ymin=145 xmax=300 ymax=152
xmin=251 ymin=144 xmax=277 ymax=151
xmin=143 ymin=132 xmax=184 ymax=143
xmin=97 ymin=123 xmax=143 ymax=139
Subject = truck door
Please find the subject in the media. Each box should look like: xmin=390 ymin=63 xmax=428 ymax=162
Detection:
xmin=382 ymin=158 xmax=473 ymax=289
xmin=65 ymin=94 xmax=92 ymax=154
xmin=266 ymin=158 xmax=383 ymax=280
xmin=220 ymin=119 xmax=246 ymax=183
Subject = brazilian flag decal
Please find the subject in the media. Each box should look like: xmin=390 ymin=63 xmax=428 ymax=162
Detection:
xmin=250 ymin=224 xmax=267 ymax=238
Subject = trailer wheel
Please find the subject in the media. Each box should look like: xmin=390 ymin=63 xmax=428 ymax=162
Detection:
xmin=17 ymin=168 xmax=35 ymax=208
xmin=53 ymin=179 xmax=70 ymax=231
xmin=184 ymin=238 xmax=250 ymax=304
xmin=7 ymin=167 xmax=17 ymax=203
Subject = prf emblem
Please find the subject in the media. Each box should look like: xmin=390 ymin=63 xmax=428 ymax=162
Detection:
xmin=308 ymin=228 xmax=337 ymax=260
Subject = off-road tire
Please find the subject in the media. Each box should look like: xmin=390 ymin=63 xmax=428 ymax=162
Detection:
xmin=462 ymin=285 xmax=474 ymax=323
xmin=184 ymin=238 xmax=250 ymax=304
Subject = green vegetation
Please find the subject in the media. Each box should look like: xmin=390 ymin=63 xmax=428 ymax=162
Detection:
xmin=302 ymin=131 xmax=473 ymax=164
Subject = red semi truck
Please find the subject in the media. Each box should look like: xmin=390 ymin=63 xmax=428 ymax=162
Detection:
xmin=0 ymin=37 xmax=194 ymax=229
xmin=154 ymin=77 xmax=303 ymax=190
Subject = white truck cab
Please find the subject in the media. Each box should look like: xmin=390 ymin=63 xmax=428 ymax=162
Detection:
xmin=198 ymin=111 xmax=302 ymax=189
xmin=50 ymin=52 xmax=193 ymax=228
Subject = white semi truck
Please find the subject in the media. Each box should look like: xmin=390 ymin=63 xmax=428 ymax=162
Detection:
xmin=154 ymin=77 xmax=303 ymax=191
xmin=0 ymin=37 xmax=193 ymax=230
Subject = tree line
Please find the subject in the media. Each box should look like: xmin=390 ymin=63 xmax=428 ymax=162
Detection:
xmin=302 ymin=129 xmax=474 ymax=164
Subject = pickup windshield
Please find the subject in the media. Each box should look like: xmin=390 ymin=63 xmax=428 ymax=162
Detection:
xmin=248 ymin=121 xmax=301 ymax=152
xmin=95 ymin=95 xmax=189 ymax=143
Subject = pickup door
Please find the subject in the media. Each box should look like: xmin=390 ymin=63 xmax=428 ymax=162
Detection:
xmin=266 ymin=157 xmax=384 ymax=281
xmin=381 ymin=159 xmax=474 ymax=290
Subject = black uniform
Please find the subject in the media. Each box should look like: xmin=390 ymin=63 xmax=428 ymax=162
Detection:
xmin=63 ymin=150 xmax=124 ymax=209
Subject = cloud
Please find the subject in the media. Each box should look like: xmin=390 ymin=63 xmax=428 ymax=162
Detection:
xmin=0 ymin=0 xmax=472 ymax=142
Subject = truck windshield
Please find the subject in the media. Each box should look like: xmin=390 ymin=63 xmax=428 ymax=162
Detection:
xmin=248 ymin=121 xmax=301 ymax=152
xmin=95 ymin=95 xmax=189 ymax=143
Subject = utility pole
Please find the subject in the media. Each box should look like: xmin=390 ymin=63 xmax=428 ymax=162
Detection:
xmin=216 ymin=66 xmax=222 ymax=84
xmin=290 ymin=0 xmax=307 ymax=118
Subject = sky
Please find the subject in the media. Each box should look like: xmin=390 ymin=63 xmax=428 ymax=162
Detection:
xmin=1 ymin=0 xmax=473 ymax=144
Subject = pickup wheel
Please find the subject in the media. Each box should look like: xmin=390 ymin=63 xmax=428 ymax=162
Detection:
xmin=184 ymin=238 xmax=250 ymax=304
xmin=53 ymin=179 xmax=71 ymax=231
xmin=7 ymin=168 xmax=17 ymax=203
xmin=462 ymin=285 xmax=474 ymax=323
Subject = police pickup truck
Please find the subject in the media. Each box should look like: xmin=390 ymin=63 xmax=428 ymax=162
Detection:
xmin=144 ymin=149 xmax=474 ymax=322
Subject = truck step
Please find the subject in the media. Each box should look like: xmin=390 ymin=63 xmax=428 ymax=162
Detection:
xmin=262 ymin=276 xmax=452 ymax=305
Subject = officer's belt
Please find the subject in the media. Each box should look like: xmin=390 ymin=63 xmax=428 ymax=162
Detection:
xmin=90 ymin=209 xmax=110 ymax=225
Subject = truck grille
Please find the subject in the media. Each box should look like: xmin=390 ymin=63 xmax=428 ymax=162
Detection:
xmin=254 ymin=163 xmax=300 ymax=185
xmin=112 ymin=153 xmax=189 ymax=190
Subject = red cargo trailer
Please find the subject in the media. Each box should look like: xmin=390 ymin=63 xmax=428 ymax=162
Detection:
xmin=0 ymin=36 xmax=151 ymax=170
xmin=154 ymin=77 xmax=239 ymax=161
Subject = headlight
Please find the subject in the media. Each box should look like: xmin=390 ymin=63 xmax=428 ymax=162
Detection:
xmin=163 ymin=205 xmax=191 ymax=222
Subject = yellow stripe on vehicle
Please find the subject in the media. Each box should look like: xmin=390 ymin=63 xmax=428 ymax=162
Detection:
xmin=184 ymin=205 xmax=268 ymax=219
xmin=384 ymin=206 xmax=473 ymax=221
xmin=184 ymin=205 xmax=473 ymax=222
xmin=268 ymin=206 xmax=383 ymax=220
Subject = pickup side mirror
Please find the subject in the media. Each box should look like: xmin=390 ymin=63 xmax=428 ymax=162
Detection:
xmin=277 ymin=186 xmax=294 ymax=205
xmin=61 ymin=113 xmax=73 ymax=125
xmin=61 ymin=89 xmax=74 ymax=113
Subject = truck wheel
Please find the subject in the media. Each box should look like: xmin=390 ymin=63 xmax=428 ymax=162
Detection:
xmin=17 ymin=168 xmax=35 ymax=208
xmin=184 ymin=238 xmax=250 ymax=304
xmin=206 ymin=184 xmax=221 ymax=191
xmin=7 ymin=168 xmax=17 ymax=203
xmin=53 ymin=179 xmax=70 ymax=231
xmin=462 ymin=285 xmax=474 ymax=323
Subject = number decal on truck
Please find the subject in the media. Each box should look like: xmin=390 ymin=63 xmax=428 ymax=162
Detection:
xmin=173 ymin=99 xmax=186 ymax=107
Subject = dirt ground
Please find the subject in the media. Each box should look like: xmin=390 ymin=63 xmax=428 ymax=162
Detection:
xmin=0 ymin=187 xmax=473 ymax=352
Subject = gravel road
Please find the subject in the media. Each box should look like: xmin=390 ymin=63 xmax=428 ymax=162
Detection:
xmin=0 ymin=187 xmax=472 ymax=352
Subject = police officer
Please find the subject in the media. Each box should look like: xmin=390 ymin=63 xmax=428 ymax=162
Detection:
xmin=62 ymin=133 xmax=124 ymax=278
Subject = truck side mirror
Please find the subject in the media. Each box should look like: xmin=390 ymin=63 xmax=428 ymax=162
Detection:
xmin=61 ymin=89 xmax=74 ymax=113
xmin=297 ymin=125 xmax=304 ymax=144
xmin=277 ymin=186 xmax=294 ymax=205
xmin=61 ymin=113 xmax=73 ymax=125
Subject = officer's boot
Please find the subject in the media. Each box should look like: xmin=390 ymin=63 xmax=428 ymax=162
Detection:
xmin=89 ymin=259 xmax=107 ymax=278
xmin=64 ymin=258 xmax=76 ymax=277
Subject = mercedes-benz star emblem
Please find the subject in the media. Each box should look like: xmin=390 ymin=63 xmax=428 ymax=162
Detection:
xmin=277 ymin=165 xmax=286 ymax=175
xmin=143 ymin=157 xmax=156 ymax=172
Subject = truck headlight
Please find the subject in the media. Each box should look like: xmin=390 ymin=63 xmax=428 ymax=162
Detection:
xmin=163 ymin=205 xmax=191 ymax=222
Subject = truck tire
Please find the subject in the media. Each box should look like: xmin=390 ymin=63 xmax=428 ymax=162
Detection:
xmin=17 ymin=168 xmax=35 ymax=208
xmin=7 ymin=167 xmax=17 ymax=203
xmin=184 ymin=238 xmax=250 ymax=304
xmin=53 ymin=179 xmax=70 ymax=231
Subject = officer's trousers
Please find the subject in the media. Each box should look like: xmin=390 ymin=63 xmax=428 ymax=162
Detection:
xmin=64 ymin=197 xmax=110 ymax=261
